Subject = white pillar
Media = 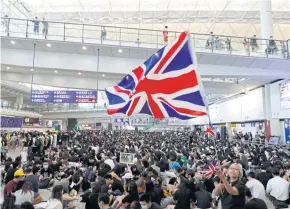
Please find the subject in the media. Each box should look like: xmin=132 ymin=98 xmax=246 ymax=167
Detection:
xmin=16 ymin=95 xmax=23 ymax=109
xmin=226 ymin=122 xmax=233 ymax=140
xmin=260 ymin=0 xmax=273 ymax=49
xmin=263 ymin=85 xmax=282 ymax=142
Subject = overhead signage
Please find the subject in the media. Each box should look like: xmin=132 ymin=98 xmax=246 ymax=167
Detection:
xmin=280 ymin=80 xmax=290 ymax=109
xmin=31 ymin=90 xmax=97 ymax=103
xmin=24 ymin=117 xmax=39 ymax=124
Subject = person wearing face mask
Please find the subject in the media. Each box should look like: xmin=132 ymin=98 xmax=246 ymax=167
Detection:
xmin=98 ymin=193 xmax=113 ymax=209
xmin=39 ymin=162 xmax=54 ymax=189
xmin=140 ymin=194 xmax=162 ymax=209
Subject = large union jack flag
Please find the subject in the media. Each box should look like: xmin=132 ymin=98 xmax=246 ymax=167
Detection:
xmin=105 ymin=32 xmax=207 ymax=120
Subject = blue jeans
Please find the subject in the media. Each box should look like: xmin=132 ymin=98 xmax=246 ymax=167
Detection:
xmin=160 ymin=197 xmax=173 ymax=209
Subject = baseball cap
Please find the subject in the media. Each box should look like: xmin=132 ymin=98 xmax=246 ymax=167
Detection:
xmin=14 ymin=169 xmax=25 ymax=177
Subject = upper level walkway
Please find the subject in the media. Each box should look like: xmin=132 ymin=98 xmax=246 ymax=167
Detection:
xmin=1 ymin=17 xmax=290 ymax=60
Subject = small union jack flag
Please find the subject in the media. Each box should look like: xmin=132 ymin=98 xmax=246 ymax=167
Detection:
xmin=205 ymin=125 xmax=214 ymax=136
xmin=202 ymin=162 xmax=219 ymax=178
xmin=105 ymin=32 xmax=207 ymax=120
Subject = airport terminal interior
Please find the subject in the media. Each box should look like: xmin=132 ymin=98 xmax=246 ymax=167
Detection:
xmin=1 ymin=0 xmax=290 ymax=209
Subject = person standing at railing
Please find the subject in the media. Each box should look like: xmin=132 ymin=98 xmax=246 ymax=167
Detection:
xmin=267 ymin=36 xmax=277 ymax=55
xmin=2 ymin=15 xmax=9 ymax=33
xmin=163 ymin=26 xmax=168 ymax=44
xmin=32 ymin=17 xmax=40 ymax=35
xmin=225 ymin=37 xmax=231 ymax=51
xmin=250 ymin=35 xmax=258 ymax=52
xmin=42 ymin=18 xmax=49 ymax=39
xmin=243 ymin=38 xmax=249 ymax=53
xmin=101 ymin=26 xmax=106 ymax=41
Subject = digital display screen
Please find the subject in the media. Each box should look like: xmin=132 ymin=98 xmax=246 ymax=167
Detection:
xmin=280 ymin=80 xmax=290 ymax=109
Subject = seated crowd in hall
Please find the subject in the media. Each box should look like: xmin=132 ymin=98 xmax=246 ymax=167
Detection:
xmin=1 ymin=129 xmax=290 ymax=209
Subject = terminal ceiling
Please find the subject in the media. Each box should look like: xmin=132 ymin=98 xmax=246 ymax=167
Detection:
xmin=2 ymin=0 xmax=290 ymax=39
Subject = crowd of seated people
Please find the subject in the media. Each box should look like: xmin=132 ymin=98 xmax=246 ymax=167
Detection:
xmin=1 ymin=129 xmax=290 ymax=209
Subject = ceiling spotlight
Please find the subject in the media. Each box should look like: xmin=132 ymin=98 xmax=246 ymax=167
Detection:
xmin=11 ymin=40 xmax=15 ymax=44
xmin=47 ymin=43 xmax=51 ymax=47
xmin=138 ymin=17 xmax=142 ymax=21
xmin=118 ymin=49 xmax=122 ymax=53
xmin=6 ymin=66 xmax=10 ymax=70
xmin=78 ymin=72 xmax=82 ymax=75
xmin=54 ymin=70 xmax=58 ymax=73
xmin=82 ymin=46 xmax=87 ymax=50
xmin=19 ymin=82 xmax=22 ymax=84
xmin=102 ymin=74 xmax=105 ymax=77
xmin=31 ymin=68 xmax=34 ymax=71
xmin=99 ymin=17 xmax=103 ymax=21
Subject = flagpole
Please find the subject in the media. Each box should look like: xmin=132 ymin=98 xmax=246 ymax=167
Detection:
xmin=187 ymin=32 xmax=218 ymax=160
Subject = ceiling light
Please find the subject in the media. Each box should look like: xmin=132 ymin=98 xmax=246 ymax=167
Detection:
xmin=99 ymin=18 xmax=103 ymax=21
xmin=11 ymin=40 xmax=15 ymax=44
xmin=31 ymin=68 xmax=34 ymax=71
xmin=102 ymin=74 xmax=105 ymax=77
xmin=78 ymin=72 xmax=82 ymax=75
xmin=6 ymin=66 xmax=10 ymax=70
xmin=118 ymin=49 xmax=122 ymax=53
xmin=19 ymin=82 xmax=22 ymax=85
xmin=138 ymin=17 xmax=142 ymax=21
xmin=54 ymin=70 xmax=58 ymax=73
xmin=82 ymin=46 xmax=87 ymax=50
xmin=47 ymin=43 xmax=51 ymax=47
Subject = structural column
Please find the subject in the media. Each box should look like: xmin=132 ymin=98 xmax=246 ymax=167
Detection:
xmin=260 ymin=0 xmax=273 ymax=47
xmin=16 ymin=95 xmax=23 ymax=109
xmin=263 ymin=84 xmax=281 ymax=142
xmin=226 ymin=122 xmax=233 ymax=140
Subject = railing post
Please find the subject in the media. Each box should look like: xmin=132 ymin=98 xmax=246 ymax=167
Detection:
xmin=156 ymin=30 xmax=158 ymax=49
xmin=7 ymin=18 xmax=10 ymax=36
xmin=64 ymin=23 xmax=66 ymax=41
xmin=229 ymin=37 xmax=232 ymax=54
xmin=284 ymin=39 xmax=290 ymax=59
xmin=82 ymin=24 xmax=84 ymax=42
xmin=266 ymin=39 xmax=269 ymax=58
xmin=26 ymin=20 xmax=29 ymax=38
xmin=247 ymin=38 xmax=250 ymax=56
xmin=119 ymin=27 xmax=121 ymax=45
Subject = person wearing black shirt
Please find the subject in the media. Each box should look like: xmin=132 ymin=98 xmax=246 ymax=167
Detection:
xmin=140 ymin=194 xmax=162 ymax=209
xmin=39 ymin=162 xmax=54 ymax=188
xmin=104 ymin=174 xmax=124 ymax=194
xmin=256 ymin=164 xmax=272 ymax=189
xmin=81 ymin=182 xmax=101 ymax=209
xmin=245 ymin=187 xmax=268 ymax=209
xmin=168 ymin=176 xmax=194 ymax=209
xmin=194 ymin=182 xmax=212 ymax=209
xmin=5 ymin=161 xmax=19 ymax=184
xmin=216 ymin=163 xmax=246 ymax=209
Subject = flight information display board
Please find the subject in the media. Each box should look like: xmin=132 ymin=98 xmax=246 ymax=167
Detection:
xmin=280 ymin=80 xmax=290 ymax=109
xmin=31 ymin=90 xmax=97 ymax=103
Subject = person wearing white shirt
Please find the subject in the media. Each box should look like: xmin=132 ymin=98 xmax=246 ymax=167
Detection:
xmin=53 ymin=132 xmax=57 ymax=147
xmin=246 ymin=172 xmax=266 ymax=201
xmin=266 ymin=168 xmax=290 ymax=202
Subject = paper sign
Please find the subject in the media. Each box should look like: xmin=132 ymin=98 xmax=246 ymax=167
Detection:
xmin=119 ymin=153 xmax=135 ymax=164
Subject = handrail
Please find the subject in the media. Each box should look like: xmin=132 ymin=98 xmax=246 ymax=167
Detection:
xmin=1 ymin=17 xmax=287 ymax=42
xmin=1 ymin=17 xmax=289 ymax=59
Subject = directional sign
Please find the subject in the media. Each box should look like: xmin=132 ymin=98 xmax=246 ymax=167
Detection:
xmin=31 ymin=90 xmax=97 ymax=103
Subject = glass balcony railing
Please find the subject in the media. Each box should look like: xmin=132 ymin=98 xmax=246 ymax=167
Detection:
xmin=1 ymin=17 xmax=289 ymax=59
